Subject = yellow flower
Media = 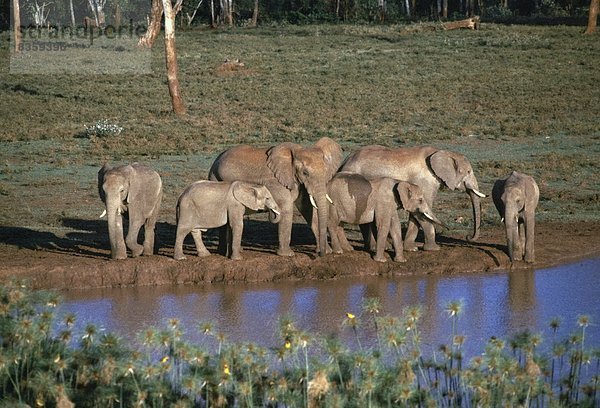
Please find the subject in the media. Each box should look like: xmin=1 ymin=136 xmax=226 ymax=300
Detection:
xmin=223 ymin=364 xmax=231 ymax=375
xmin=285 ymin=340 xmax=292 ymax=349
xmin=346 ymin=313 xmax=355 ymax=319
xmin=161 ymin=356 xmax=169 ymax=363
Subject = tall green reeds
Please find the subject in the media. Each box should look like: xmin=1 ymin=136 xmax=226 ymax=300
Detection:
xmin=1 ymin=283 xmax=598 ymax=407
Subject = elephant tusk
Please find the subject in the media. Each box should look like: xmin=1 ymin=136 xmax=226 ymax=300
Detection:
xmin=326 ymin=194 xmax=334 ymax=204
xmin=423 ymin=212 xmax=436 ymax=223
xmin=272 ymin=209 xmax=281 ymax=216
xmin=501 ymin=217 xmax=505 ymax=223
xmin=309 ymin=194 xmax=318 ymax=209
xmin=117 ymin=208 xmax=121 ymax=215
xmin=472 ymin=188 xmax=487 ymax=198
xmin=99 ymin=209 xmax=107 ymax=218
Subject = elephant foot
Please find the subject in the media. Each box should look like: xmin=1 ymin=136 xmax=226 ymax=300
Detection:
xmin=174 ymin=254 xmax=187 ymax=261
xmin=131 ymin=247 xmax=144 ymax=257
xmin=197 ymin=251 xmax=211 ymax=258
xmin=403 ymin=242 xmax=419 ymax=252
xmin=393 ymin=255 xmax=407 ymax=263
xmin=111 ymin=253 xmax=127 ymax=260
xmin=230 ymin=254 xmax=243 ymax=261
xmin=373 ymin=255 xmax=387 ymax=263
xmin=422 ymin=242 xmax=441 ymax=251
xmin=277 ymin=248 xmax=295 ymax=257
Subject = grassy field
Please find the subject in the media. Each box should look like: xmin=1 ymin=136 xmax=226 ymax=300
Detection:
xmin=0 ymin=23 xmax=599 ymax=237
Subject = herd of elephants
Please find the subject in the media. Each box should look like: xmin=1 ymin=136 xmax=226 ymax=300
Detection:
xmin=97 ymin=137 xmax=540 ymax=265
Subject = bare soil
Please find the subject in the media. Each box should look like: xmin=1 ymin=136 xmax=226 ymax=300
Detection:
xmin=1 ymin=220 xmax=598 ymax=291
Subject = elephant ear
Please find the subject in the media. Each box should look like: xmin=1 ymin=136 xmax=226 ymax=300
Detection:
xmin=232 ymin=182 xmax=262 ymax=211
xmin=430 ymin=151 xmax=461 ymax=190
xmin=396 ymin=182 xmax=414 ymax=212
xmin=314 ymin=137 xmax=344 ymax=181
xmin=97 ymin=163 xmax=112 ymax=202
xmin=123 ymin=165 xmax=139 ymax=204
xmin=267 ymin=142 xmax=302 ymax=190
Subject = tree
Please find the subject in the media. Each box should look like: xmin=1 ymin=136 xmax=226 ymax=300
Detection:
xmin=584 ymin=0 xmax=598 ymax=34
xmin=138 ymin=0 xmax=163 ymax=47
xmin=162 ymin=0 xmax=186 ymax=115
xmin=12 ymin=0 xmax=20 ymax=52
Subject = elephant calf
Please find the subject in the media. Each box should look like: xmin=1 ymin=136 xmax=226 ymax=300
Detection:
xmin=327 ymin=173 xmax=443 ymax=263
xmin=492 ymin=171 xmax=540 ymax=263
xmin=174 ymin=180 xmax=281 ymax=260
xmin=98 ymin=163 xmax=163 ymax=260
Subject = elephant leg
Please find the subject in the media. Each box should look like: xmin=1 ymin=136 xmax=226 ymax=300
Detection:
xmin=191 ymin=229 xmax=210 ymax=257
xmin=125 ymin=217 xmax=145 ymax=257
xmin=373 ymin=217 xmax=391 ymax=263
xmin=297 ymin=191 xmax=332 ymax=255
xmin=143 ymin=217 xmax=157 ymax=256
xmin=389 ymin=214 xmax=406 ymax=263
xmin=276 ymin=208 xmax=295 ymax=257
xmin=174 ymin=226 xmax=190 ymax=260
xmin=229 ymin=219 xmax=244 ymax=261
xmin=403 ymin=215 xmax=420 ymax=252
xmin=418 ymin=217 xmax=440 ymax=251
xmin=338 ymin=226 xmax=354 ymax=252
xmin=523 ymin=214 xmax=535 ymax=263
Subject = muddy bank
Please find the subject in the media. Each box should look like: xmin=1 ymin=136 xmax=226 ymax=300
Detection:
xmin=0 ymin=221 xmax=598 ymax=291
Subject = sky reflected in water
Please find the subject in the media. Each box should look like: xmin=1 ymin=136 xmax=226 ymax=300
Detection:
xmin=59 ymin=257 xmax=600 ymax=358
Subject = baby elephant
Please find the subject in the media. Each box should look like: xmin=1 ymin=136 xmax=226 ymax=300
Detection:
xmin=327 ymin=173 xmax=443 ymax=263
xmin=98 ymin=163 xmax=163 ymax=260
xmin=492 ymin=171 xmax=540 ymax=263
xmin=174 ymin=180 xmax=281 ymax=260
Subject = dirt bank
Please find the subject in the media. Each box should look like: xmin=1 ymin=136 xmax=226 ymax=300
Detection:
xmin=1 ymin=221 xmax=598 ymax=291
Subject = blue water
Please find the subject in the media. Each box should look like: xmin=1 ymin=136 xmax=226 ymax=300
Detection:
xmin=59 ymin=257 xmax=600 ymax=359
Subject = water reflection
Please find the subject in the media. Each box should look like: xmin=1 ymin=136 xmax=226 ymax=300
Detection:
xmin=59 ymin=258 xmax=599 ymax=358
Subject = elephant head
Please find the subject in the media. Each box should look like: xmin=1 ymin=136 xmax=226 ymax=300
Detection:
xmin=429 ymin=150 xmax=486 ymax=241
xmin=232 ymin=182 xmax=281 ymax=224
xmin=267 ymin=137 xmax=343 ymax=256
xmin=396 ymin=181 xmax=445 ymax=228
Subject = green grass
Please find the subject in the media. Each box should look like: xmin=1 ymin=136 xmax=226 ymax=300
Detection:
xmin=0 ymin=23 xmax=599 ymax=235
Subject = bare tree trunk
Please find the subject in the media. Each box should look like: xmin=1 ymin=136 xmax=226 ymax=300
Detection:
xmin=584 ymin=0 xmax=598 ymax=34
xmin=69 ymin=0 xmax=76 ymax=26
xmin=162 ymin=0 xmax=186 ymax=116
xmin=12 ymin=0 xmax=21 ymax=53
xmin=443 ymin=0 xmax=448 ymax=17
xmin=210 ymin=0 xmax=216 ymax=27
xmin=250 ymin=0 xmax=258 ymax=27
xmin=138 ymin=0 xmax=163 ymax=47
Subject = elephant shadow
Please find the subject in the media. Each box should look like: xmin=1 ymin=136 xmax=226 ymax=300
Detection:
xmin=435 ymin=233 xmax=505 ymax=267
xmin=167 ymin=219 xmax=316 ymax=257
xmin=0 ymin=224 xmax=104 ymax=259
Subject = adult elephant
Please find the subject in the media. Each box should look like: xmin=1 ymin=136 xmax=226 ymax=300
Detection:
xmin=208 ymin=137 xmax=343 ymax=257
xmin=98 ymin=163 xmax=163 ymax=260
xmin=340 ymin=145 xmax=486 ymax=251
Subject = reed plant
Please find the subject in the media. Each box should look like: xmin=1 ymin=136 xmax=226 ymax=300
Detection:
xmin=1 ymin=282 xmax=598 ymax=407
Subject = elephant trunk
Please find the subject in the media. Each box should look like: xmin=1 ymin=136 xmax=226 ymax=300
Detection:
xmin=106 ymin=196 xmax=126 ymax=259
xmin=267 ymin=204 xmax=281 ymax=224
xmin=315 ymin=194 xmax=329 ymax=257
xmin=466 ymin=180 xmax=485 ymax=241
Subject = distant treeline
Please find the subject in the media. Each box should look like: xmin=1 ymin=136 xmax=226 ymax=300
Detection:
xmin=0 ymin=0 xmax=592 ymax=30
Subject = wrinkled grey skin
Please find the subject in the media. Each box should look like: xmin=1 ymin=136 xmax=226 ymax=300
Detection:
xmin=341 ymin=145 xmax=486 ymax=251
xmin=208 ymin=137 xmax=343 ymax=257
xmin=327 ymin=173 xmax=444 ymax=263
xmin=174 ymin=180 xmax=281 ymax=260
xmin=492 ymin=171 xmax=539 ymax=263
xmin=98 ymin=163 xmax=162 ymax=260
